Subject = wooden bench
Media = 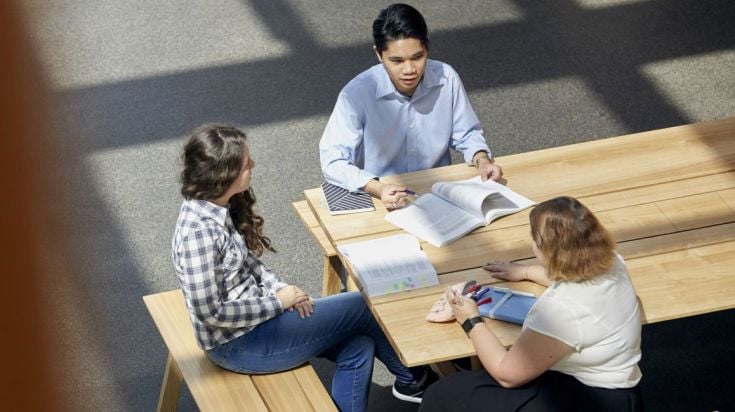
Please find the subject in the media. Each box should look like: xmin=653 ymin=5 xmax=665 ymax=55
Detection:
xmin=292 ymin=200 xmax=356 ymax=295
xmin=143 ymin=289 xmax=337 ymax=412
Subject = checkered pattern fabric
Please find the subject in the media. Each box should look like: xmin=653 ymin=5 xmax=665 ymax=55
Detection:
xmin=172 ymin=199 xmax=287 ymax=350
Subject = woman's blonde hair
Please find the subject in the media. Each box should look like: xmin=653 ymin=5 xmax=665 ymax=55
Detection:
xmin=529 ymin=196 xmax=614 ymax=282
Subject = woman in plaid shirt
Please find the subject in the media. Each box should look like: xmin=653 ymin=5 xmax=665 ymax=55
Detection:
xmin=172 ymin=125 xmax=430 ymax=411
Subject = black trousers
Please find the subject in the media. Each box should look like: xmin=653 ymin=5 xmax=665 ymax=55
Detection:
xmin=420 ymin=369 xmax=643 ymax=412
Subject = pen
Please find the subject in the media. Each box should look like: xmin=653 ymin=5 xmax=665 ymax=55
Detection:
xmin=476 ymin=297 xmax=493 ymax=306
xmin=474 ymin=287 xmax=491 ymax=300
xmin=493 ymin=286 xmax=536 ymax=298
xmin=464 ymin=284 xmax=480 ymax=297
xmin=403 ymin=189 xmax=419 ymax=196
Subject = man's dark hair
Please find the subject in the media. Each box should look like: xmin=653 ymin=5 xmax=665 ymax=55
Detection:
xmin=372 ymin=3 xmax=429 ymax=53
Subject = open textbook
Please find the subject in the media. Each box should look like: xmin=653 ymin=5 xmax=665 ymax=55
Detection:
xmin=337 ymin=234 xmax=438 ymax=297
xmin=384 ymin=176 xmax=535 ymax=247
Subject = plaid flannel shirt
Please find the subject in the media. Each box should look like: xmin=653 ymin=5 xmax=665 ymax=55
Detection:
xmin=172 ymin=199 xmax=288 ymax=350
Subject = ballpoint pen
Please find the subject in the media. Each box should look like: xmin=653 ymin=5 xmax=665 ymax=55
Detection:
xmin=461 ymin=280 xmax=478 ymax=295
xmin=464 ymin=284 xmax=480 ymax=297
xmin=402 ymin=189 xmax=419 ymax=196
xmin=493 ymin=286 xmax=536 ymax=298
xmin=476 ymin=297 xmax=493 ymax=306
xmin=473 ymin=287 xmax=491 ymax=301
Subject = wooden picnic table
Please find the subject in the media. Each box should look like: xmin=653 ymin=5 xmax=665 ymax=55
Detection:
xmin=302 ymin=117 xmax=735 ymax=367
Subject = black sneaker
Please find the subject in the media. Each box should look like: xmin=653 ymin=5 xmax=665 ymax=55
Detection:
xmin=392 ymin=367 xmax=436 ymax=403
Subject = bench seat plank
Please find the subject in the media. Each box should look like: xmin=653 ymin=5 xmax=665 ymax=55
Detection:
xmin=293 ymin=200 xmax=355 ymax=295
xmin=144 ymin=290 xmax=336 ymax=411
xmin=144 ymin=290 xmax=268 ymax=411
xmin=292 ymin=200 xmax=337 ymax=256
xmin=252 ymin=369 xmax=332 ymax=412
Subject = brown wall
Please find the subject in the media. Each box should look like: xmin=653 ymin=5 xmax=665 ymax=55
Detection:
xmin=0 ymin=1 xmax=71 ymax=410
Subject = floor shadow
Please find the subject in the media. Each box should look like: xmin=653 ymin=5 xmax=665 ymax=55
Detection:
xmin=54 ymin=0 xmax=735 ymax=152
xmin=640 ymin=309 xmax=735 ymax=411
xmin=46 ymin=103 xmax=178 ymax=410
xmin=50 ymin=0 xmax=735 ymax=410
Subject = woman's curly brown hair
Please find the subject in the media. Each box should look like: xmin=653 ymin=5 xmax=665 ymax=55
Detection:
xmin=180 ymin=124 xmax=274 ymax=256
xmin=530 ymin=196 xmax=614 ymax=282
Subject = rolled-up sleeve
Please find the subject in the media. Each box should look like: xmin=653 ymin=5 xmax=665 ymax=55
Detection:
xmin=448 ymin=72 xmax=492 ymax=164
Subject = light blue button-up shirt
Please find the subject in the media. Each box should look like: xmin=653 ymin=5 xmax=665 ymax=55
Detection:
xmin=319 ymin=59 xmax=492 ymax=192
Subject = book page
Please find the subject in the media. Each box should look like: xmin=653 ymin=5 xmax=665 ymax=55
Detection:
xmin=431 ymin=177 xmax=506 ymax=220
xmin=384 ymin=194 xmax=485 ymax=247
xmin=481 ymin=187 xmax=535 ymax=223
xmin=432 ymin=176 xmax=535 ymax=224
xmin=337 ymin=234 xmax=438 ymax=296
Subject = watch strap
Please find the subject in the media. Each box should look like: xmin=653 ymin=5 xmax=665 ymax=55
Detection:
xmin=461 ymin=316 xmax=484 ymax=334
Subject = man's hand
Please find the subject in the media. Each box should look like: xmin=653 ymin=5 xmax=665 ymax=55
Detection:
xmin=364 ymin=180 xmax=412 ymax=210
xmin=475 ymin=156 xmax=503 ymax=182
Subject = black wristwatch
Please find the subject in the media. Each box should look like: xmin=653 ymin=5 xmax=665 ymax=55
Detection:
xmin=461 ymin=316 xmax=484 ymax=335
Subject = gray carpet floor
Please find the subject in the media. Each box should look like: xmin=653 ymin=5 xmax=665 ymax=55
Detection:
xmin=18 ymin=1 xmax=734 ymax=410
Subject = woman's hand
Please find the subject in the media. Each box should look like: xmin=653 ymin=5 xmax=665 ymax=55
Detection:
xmin=276 ymin=285 xmax=310 ymax=312
xmin=292 ymin=297 xmax=315 ymax=319
xmin=445 ymin=287 xmax=480 ymax=325
xmin=483 ymin=260 xmax=528 ymax=282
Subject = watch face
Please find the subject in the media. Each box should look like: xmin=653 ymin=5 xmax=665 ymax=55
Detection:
xmin=463 ymin=316 xmax=483 ymax=333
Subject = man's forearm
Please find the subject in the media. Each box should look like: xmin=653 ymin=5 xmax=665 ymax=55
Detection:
xmin=363 ymin=179 xmax=384 ymax=198
xmin=472 ymin=150 xmax=493 ymax=168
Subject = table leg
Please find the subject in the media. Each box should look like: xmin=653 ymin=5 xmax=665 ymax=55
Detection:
xmin=157 ymin=353 xmax=183 ymax=412
xmin=430 ymin=361 xmax=458 ymax=378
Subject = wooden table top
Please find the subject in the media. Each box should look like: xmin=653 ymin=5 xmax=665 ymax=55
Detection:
xmin=304 ymin=117 xmax=735 ymax=366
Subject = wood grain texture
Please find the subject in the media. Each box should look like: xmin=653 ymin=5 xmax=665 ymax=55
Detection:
xmin=144 ymin=290 xmax=335 ymax=411
xmin=302 ymin=117 xmax=735 ymax=367
xmin=292 ymin=200 xmax=337 ymax=256
xmin=308 ymin=117 xmax=735 ymax=243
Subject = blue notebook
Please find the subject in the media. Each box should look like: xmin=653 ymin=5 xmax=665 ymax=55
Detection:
xmin=478 ymin=287 xmax=537 ymax=325
xmin=322 ymin=182 xmax=375 ymax=215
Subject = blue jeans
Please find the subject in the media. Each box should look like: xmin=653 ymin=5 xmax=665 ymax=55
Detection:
xmin=206 ymin=291 xmax=418 ymax=412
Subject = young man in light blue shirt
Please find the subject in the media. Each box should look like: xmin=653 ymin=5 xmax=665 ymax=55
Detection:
xmin=320 ymin=3 xmax=503 ymax=210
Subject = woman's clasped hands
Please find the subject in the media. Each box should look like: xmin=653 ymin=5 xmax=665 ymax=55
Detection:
xmin=276 ymin=285 xmax=315 ymax=319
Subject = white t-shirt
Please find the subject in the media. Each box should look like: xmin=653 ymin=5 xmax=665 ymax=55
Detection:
xmin=523 ymin=254 xmax=642 ymax=388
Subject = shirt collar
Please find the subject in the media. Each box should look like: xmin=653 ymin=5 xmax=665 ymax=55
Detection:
xmin=188 ymin=198 xmax=230 ymax=227
xmin=374 ymin=59 xmax=444 ymax=101
xmin=375 ymin=64 xmax=397 ymax=99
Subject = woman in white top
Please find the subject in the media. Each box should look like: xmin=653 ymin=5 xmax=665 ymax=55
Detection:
xmin=420 ymin=196 xmax=643 ymax=411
